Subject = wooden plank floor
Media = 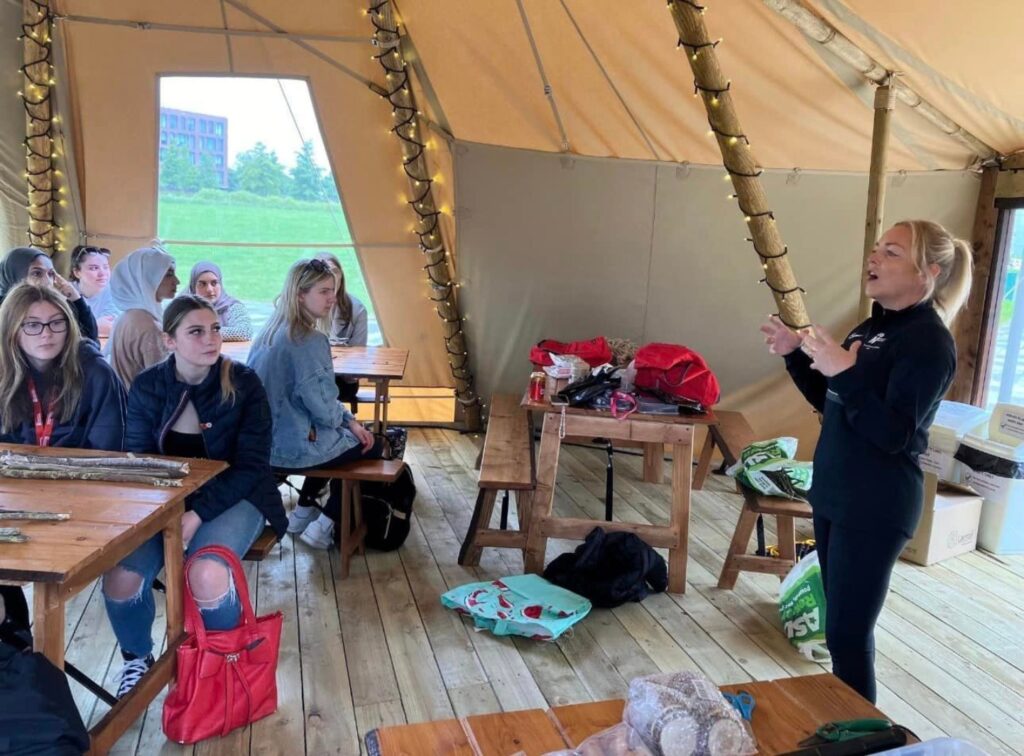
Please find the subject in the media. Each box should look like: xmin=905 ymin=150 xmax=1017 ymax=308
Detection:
xmin=42 ymin=429 xmax=1024 ymax=755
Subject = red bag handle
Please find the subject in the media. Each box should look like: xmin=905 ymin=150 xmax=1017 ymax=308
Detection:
xmin=182 ymin=544 xmax=257 ymax=649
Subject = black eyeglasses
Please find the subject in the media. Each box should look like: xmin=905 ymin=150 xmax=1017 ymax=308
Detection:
xmin=20 ymin=317 xmax=69 ymax=336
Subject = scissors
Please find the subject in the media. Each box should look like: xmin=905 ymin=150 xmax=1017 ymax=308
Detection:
xmin=798 ymin=719 xmax=893 ymax=746
xmin=722 ymin=691 xmax=755 ymax=721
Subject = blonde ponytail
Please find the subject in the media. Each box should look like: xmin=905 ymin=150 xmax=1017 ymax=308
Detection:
xmin=895 ymin=220 xmax=975 ymax=325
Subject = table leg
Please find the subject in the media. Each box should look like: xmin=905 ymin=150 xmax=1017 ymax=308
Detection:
xmin=163 ymin=521 xmax=184 ymax=644
xmin=668 ymin=433 xmax=694 ymax=593
xmin=32 ymin=582 xmax=65 ymax=668
xmin=380 ymin=379 xmax=391 ymax=434
xmin=642 ymin=443 xmax=664 ymax=483
xmin=692 ymin=428 xmax=716 ymax=491
xmin=523 ymin=414 xmax=563 ymax=575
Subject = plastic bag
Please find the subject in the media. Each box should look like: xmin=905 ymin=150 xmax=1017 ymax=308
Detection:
xmin=543 ymin=723 xmax=655 ymax=756
xmin=726 ymin=437 xmax=813 ymax=501
xmin=778 ymin=551 xmax=830 ymax=662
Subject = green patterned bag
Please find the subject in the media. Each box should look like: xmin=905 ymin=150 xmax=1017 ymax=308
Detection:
xmin=727 ymin=437 xmax=813 ymax=501
xmin=778 ymin=551 xmax=830 ymax=661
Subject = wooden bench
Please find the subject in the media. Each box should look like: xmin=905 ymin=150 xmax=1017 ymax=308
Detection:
xmin=281 ymin=458 xmax=408 ymax=578
xmin=693 ymin=408 xmax=757 ymax=490
xmin=459 ymin=393 xmax=535 ymax=566
xmin=243 ymin=526 xmax=280 ymax=561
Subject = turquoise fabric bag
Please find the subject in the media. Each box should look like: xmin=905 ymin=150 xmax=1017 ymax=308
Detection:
xmin=441 ymin=574 xmax=591 ymax=640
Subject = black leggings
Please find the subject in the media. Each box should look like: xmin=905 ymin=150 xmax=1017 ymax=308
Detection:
xmin=813 ymin=514 xmax=909 ymax=703
xmin=297 ymin=438 xmax=385 ymax=520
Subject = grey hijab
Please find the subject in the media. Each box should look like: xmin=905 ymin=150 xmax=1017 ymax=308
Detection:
xmin=0 ymin=247 xmax=47 ymax=301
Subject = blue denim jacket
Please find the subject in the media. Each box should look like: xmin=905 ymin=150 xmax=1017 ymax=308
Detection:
xmin=248 ymin=326 xmax=357 ymax=469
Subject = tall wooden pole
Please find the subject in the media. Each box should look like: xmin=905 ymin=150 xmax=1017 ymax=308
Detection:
xmin=667 ymin=1 xmax=810 ymax=329
xmin=21 ymin=0 xmax=57 ymax=254
xmin=858 ymin=78 xmax=897 ymax=321
xmin=367 ymin=1 xmax=482 ymax=430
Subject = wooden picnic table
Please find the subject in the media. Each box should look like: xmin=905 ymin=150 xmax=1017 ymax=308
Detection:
xmin=0 ymin=444 xmax=224 ymax=755
xmin=521 ymin=396 xmax=718 ymax=593
xmin=369 ymin=672 xmax=917 ymax=755
xmin=221 ymin=342 xmax=409 ymax=433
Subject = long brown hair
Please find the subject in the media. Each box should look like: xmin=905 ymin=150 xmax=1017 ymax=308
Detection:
xmin=313 ymin=251 xmax=353 ymax=323
xmin=895 ymin=220 xmax=974 ymax=325
xmin=0 ymin=284 xmax=83 ymax=432
xmin=162 ymin=295 xmax=236 ymax=405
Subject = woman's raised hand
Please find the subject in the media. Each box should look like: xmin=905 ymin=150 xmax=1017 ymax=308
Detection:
xmin=760 ymin=315 xmax=803 ymax=356
xmin=52 ymin=272 xmax=81 ymax=302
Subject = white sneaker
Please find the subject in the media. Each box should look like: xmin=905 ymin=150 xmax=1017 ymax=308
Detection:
xmin=299 ymin=514 xmax=335 ymax=549
xmin=287 ymin=504 xmax=319 ymax=535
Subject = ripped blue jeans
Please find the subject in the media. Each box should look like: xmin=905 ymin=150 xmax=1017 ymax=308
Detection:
xmin=102 ymin=499 xmax=265 ymax=658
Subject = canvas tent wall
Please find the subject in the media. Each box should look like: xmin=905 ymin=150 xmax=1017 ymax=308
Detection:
xmin=2 ymin=0 xmax=1021 ymax=441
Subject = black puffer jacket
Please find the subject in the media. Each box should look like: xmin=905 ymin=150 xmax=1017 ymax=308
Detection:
xmin=126 ymin=355 xmax=287 ymax=537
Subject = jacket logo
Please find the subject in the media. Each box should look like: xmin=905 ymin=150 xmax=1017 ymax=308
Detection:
xmin=867 ymin=333 xmax=886 ymax=345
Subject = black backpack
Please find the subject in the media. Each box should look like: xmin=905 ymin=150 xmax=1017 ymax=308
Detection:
xmin=543 ymin=527 xmax=668 ymax=608
xmin=360 ymin=465 xmax=417 ymax=551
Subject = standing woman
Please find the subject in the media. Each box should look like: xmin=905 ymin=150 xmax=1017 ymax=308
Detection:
xmin=0 ymin=246 xmax=98 ymax=342
xmin=249 ymin=258 xmax=382 ymax=549
xmin=760 ymin=220 xmax=972 ymax=702
xmin=102 ymin=295 xmax=286 ymax=698
xmin=108 ymin=245 xmax=179 ymax=387
xmin=313 ymin=252 xmax=368 ymax=404
xmin=188 ymin=261 xmax=253 ymax=341
xmin=69 ymin=245 xmax=118 ymax=337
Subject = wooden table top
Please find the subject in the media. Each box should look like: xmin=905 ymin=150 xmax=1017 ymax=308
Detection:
xmin=370 ymin=673 xmax=915 ymax=755
xmin=220 ymin=341 xmax=409 ymax=380
xmin=0 ymin=444 xmax=224 ymax=584
xmin=522 ymin=394 xmax=718 ymax=426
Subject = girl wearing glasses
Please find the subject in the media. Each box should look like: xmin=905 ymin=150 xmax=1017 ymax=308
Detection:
xmin=188 ymin=261 xmax=253 ymax=341
xmin=249 ymin=258 xmax=382 ymax=550
xmin=108 ymin=246 xmax=179 ymax=387
xmin=0 ymin=283 xmax=125 ymax=451
xmin=70 ymin=245 xmax=118 ymax=338
xmin=0 ymin=246 xmax=99 ymax=342
xmin=102 ymin=295 xmax=286 ymax=698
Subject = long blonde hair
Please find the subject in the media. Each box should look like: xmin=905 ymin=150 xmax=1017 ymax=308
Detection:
xmin=313 ymin=251 xmax=353 ymax=323
xmin=255 ymin=258 xmax=335 ymax=346
xmin=0 ymin=284 xmax=83 ymax=432
xmin=896 ymin=220 xmax=974 ymax=325
xmin=162 ymin=295 xmax=236 ymax=405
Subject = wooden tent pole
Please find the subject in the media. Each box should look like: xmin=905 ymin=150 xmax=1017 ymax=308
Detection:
xmin=367 ymin=1 xmax=482 ymax=430
xmin=857 ymin=77 xmax=897 ymax=321
xmin=22 ymin=0 xmax=57 ymax=254
xmin=667 ymin=0 xmax=810 ymax=329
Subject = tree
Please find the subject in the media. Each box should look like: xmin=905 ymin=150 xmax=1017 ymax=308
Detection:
xmin=232 ymin=142 xmax=289 ymax=196
xmin=289 ymin=140 xmax=326 ymax=201
xmin=159 ymin=142 xmax=198 ymax=193
xmin=195 ymin=154 xmax=221 ymax=191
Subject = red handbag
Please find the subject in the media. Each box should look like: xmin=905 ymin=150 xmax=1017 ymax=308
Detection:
xmin=633 ymin=343 xmax=721 ymax=407
xmin=529 ymin=337 xmax=612 ymax=367
xmin=162 ymin=545 xmax=282 ymax=744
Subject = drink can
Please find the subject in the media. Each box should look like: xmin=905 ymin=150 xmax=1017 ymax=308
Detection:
xmin=529 ymin=371 xmax=546 ymax=402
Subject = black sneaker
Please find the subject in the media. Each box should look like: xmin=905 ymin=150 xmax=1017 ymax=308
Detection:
xmin=115 ymin=654 xmax=154 ymax=699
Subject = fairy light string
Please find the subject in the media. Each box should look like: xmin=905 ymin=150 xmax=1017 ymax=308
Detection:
xmin=367 ymin=1 xmax=482 ymax=419
xmin=669 ymin=0 xmax=810 ymax=329
xmin=19 ymin=0 xmax=59 ymax=254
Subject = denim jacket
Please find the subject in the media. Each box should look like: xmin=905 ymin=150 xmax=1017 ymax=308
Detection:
xmin=248 ymin=326 xmax=357 ymax=469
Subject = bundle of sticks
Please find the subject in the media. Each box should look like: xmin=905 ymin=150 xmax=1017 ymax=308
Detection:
xmin=0 ymin=451 xmax=190 ymax=487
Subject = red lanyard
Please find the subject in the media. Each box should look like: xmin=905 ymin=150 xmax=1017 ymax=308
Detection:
xmin=28 ymin=378 xmax=57 ymax=447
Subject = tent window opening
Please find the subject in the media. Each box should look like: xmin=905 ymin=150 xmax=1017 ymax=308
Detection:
xmin=985 ymin=205 xmax=1024 ymax=407
xmin=156 ymin=76 xmax=381 ymax=345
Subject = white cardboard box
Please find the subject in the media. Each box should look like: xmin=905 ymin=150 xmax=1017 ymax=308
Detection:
xmin=901 ymin=474 xmax=982 ymax=566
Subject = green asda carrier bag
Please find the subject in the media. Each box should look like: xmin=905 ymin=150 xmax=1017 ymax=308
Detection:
xmin=778 ymin=551 xmax=830 ymax=662
xmin=727 ymin=437 xmax=813 ymax=501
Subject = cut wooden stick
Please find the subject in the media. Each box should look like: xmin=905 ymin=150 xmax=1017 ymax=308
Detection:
xmin=0 ymin=510 xmax=70 ymax=521
xmin=0 ymin=528 xmax=29 ymax=544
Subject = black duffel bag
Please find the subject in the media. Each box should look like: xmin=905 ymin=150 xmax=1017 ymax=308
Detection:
xmin=361 ymin=465 xmax=417 ymax=551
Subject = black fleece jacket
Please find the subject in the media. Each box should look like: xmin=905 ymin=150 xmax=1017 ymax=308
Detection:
xmin=784 ymin=302 xmax=956 ymax=536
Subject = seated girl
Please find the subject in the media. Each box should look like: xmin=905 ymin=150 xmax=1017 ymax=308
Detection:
xmin=313 ymin=252 xmax=368 ymax=404
xmin=0 ymin=283 xmax=124 ymax=450
xmin=189 ymin=261 xmax=253 ymax=341
xmin=0 ymin=246 xmax=98 ymax=342
xmin=102 ymin=295 xmax=287 ymax=698
xmin=70 ymin=245 xmax=118 ymax=337
xmin=108 ymin=245 xmax=179 ymax=387
xmin=249 ymin=258 xmax=382 ymax=549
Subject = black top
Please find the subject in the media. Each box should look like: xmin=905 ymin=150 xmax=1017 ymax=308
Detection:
xmin=784 ymin=301 xmax=956 ymax=536
xmin=163 ymin=430 xmax=206 ymax=459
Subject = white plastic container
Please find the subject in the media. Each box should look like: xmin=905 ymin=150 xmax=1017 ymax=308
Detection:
xmin=881 ymin=736 xmax=990 ymax=755
xmin=920 ymin=401 xmax=990 ymax=483
xmin=956 ymin=432 xmax=1024 ymax=554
